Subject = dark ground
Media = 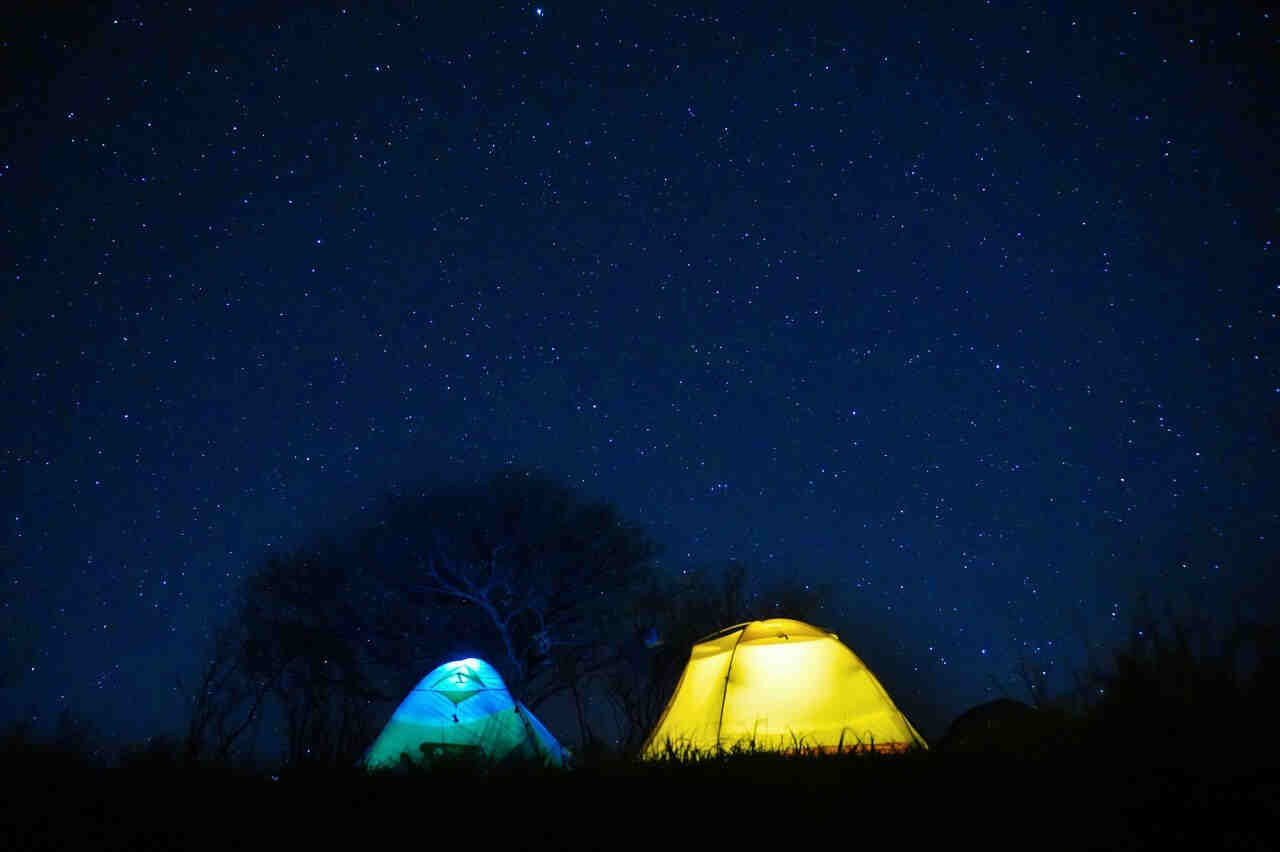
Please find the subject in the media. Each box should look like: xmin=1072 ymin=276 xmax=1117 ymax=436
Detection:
xmin=4 ymin=747 xmax=1276 ymax=850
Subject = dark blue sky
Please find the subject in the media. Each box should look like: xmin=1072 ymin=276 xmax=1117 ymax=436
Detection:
xmin=3 ymin=1 xmax=1275 ymax=745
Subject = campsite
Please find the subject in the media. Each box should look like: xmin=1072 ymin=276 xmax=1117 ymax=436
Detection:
xmin=6 ymin=0 xmax=1277 ymax=847
xmin=5 ymin=615 xmax=1276 ymax=849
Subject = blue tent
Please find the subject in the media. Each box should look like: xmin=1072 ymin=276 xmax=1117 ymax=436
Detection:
xmin=363 ymin=658 xmax=569 ymax=769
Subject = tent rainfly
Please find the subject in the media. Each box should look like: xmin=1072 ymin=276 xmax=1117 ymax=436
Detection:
xmin=363 ymin=657 xmax=569 ymax=769
xmin=641 ymin=618 xmax=927 ymax=757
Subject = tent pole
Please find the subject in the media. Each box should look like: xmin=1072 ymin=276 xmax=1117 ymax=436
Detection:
xmin=715 ymin=628 xmax=746 ymax=755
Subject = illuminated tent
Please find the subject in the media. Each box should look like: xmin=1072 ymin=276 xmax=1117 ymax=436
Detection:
xmin=641 ymin=618 xmax=927 ymax=757
xmin=363 ymin=658 xmax=569 ymax=769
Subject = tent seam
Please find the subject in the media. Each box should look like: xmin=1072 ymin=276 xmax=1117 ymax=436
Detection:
xmin=715 ymin=626 xmax=747 ymax=754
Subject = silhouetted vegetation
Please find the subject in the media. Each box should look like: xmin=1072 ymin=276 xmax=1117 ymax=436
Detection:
xmin=1 ymin=708 xmax=109 ymax=773
xmin=3 ymin=604 xmax=1276 ymax=849
xmin=1083 ymin=608 xmax=1280 ymax=767
xmin=382 ymin=468 xmax=661 ymax=712
xmin=214 ymin=468 xmax=661 ymax=766
xmin=238 ymin=545 xmax=387 ymax=769
xmin=8 ymin=475 xmax=1276 ymax=850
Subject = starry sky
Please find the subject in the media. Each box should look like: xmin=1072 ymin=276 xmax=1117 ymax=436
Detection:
xmin=3 ymin=1 xmax=1275 ymax=747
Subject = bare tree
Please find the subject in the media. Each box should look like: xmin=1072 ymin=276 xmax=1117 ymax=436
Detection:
xmin=239 ymin=549 xmax=389 ymax=768
xmin=400 ymin=469 xmax=660 ymax=708
xmin=179 ymin=622 xmax=269 ymax=765
xmin=225 ymin=468 xmax=659 ymax=760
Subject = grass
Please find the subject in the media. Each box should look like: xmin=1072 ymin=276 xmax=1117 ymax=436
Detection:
xmin=2 ymin=734 xmax=1275 ymax=850
xmin=5 ymin=612 xmax=1277 ymax=849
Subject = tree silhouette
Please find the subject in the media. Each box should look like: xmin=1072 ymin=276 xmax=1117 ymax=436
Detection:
xmin=232 ymin=468 xmax=660 ymax=762
xmin=238 ymin=545 xmax=390 ymax=768
xmin=392 ymin=469 xmax=660 ymax=706
xmin=177 ymin=621 xmax=270 ymax=766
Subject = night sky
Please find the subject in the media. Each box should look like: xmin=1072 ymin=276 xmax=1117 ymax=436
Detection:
xmin=3 ymin=1 xmax=1275 ymax=748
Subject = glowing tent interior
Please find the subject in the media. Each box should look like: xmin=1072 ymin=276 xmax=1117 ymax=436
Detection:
xmin=641 ymin=618 xmax=928 ymax=757
xmin=363 ymin=657 xmax=569 ymax=769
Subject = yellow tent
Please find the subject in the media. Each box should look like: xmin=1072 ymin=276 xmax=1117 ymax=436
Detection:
xmin=641 ymin=618 xmax=927 ymax=757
